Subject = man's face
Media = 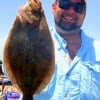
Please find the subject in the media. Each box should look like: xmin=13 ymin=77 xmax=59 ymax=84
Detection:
xmin=52 ymin=0 xmax=86 ymax=31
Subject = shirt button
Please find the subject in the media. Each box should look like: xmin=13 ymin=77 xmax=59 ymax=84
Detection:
xmin=64 ymin=93 xmax=67 ymax=97
xmin=66 ymin=73 xmax=69 ymax=76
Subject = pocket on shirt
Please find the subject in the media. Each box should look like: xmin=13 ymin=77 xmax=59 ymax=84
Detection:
xmin=64 ymin=72 xmax=81 ymax=97
xmin=82 ymin=61 xmax=100 ymax=99
xmin=70 ymin=73 xmax=80 ymax=87
xmin=90 ymin=63 xmax=100 ymax=99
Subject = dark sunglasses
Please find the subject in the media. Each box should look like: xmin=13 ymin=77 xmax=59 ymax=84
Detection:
xmin=58 ymin=0 xmax=86 ymax=13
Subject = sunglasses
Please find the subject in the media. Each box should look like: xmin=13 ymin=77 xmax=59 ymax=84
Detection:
xmin=58 ymin=0 xmax=86 ymax=13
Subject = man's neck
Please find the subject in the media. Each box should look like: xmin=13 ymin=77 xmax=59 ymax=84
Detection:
xmin=66 ymin=31 xmax=81 ymax=61
xmin=56 ymin=27 xmax=82 ymax=62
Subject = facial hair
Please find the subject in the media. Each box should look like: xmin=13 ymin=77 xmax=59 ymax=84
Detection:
xmin=54 ymin=16 xmax=81 ymax=31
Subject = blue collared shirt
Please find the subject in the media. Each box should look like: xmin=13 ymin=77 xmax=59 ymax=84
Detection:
xmin=34 ymin=28 xmax=100 ymax=100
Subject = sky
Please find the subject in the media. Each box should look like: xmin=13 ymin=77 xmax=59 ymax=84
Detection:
xmin=0 ymin=0 xmax=100 ymax=60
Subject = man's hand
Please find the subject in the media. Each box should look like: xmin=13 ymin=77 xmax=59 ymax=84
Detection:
xmin=18 ymin=6 xmax=33 ymax=24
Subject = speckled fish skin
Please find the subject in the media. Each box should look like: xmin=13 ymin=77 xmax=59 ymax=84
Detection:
xmin=3 ymin=0 xmax=55 ymax=100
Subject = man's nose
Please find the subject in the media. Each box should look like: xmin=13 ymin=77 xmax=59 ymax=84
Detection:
xmin=67 ymin=6 xmax=75 ymax=13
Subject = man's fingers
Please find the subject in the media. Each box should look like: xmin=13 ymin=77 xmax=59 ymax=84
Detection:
xmin=18 ymin=7 xmax=32 ymax=24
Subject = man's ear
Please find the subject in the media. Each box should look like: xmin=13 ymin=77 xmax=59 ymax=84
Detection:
xmin=83 ymin=11 xmax=86 ymax=19
xmin=51 ymin=3 xmax=57 ymax=14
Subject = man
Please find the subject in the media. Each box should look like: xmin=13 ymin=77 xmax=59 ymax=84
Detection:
xmin=11 ymin=0 xmax=100 ymax=99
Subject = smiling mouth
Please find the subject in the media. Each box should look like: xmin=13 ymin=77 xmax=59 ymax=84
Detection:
xmin=62 ymin=15 xmax=77 ymax=23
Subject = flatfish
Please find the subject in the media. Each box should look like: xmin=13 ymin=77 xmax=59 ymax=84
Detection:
xmin=3 ymin=0 xmax=55 ymax=100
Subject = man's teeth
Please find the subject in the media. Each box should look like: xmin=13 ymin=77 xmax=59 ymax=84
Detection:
xmin=64 ymin=16 xmax=73 ymax=19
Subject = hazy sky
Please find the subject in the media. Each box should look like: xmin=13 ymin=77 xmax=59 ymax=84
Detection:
xmin=0 ymin=0 xmax=100 ymax=60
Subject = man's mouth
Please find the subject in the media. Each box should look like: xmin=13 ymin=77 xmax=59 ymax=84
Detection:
xmin=62 ymin=14 xmax=77 ymax=23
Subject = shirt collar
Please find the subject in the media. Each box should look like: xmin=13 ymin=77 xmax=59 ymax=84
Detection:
xmin=51 ymin=27 xmax=68 ymax=51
